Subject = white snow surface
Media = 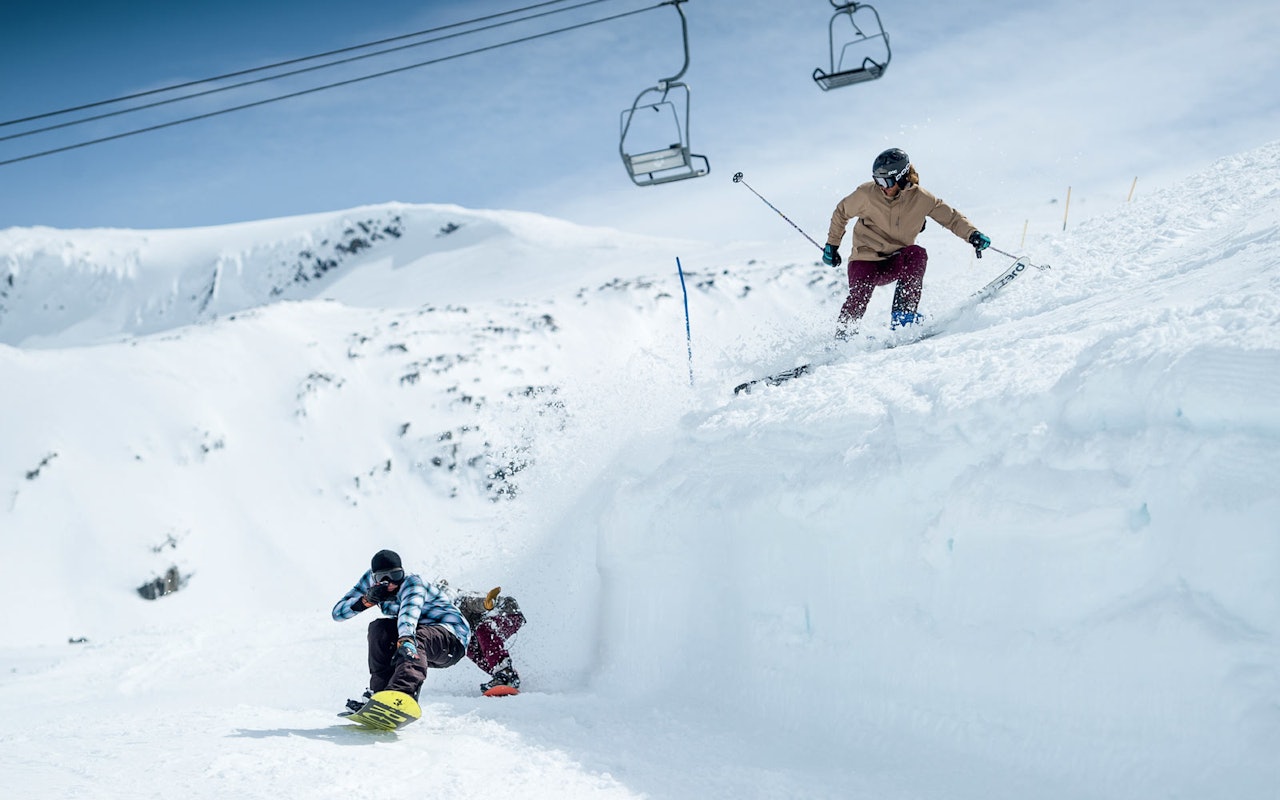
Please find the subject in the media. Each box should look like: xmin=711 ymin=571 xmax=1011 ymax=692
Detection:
xmin=2 ymin=142 xmax=1279 ymax=798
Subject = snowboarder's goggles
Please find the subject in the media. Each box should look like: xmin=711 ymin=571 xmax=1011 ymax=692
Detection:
xmin=373 ymin=568 xmax=404 ymax=584
xmin=873 ymin=174 xmax=900 ymax=188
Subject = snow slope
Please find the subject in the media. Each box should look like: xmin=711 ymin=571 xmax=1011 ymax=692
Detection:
xmin=1 ymin=142 xmax=1278 ymax=799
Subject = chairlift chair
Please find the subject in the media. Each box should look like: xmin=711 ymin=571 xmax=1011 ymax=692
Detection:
xmin=619 ymin=0 xmax=709 ymax=186
xmin=619 ymin=82 xmax=709 ymax=186
xmin=813 ymin=1 xmax=891 ymax=91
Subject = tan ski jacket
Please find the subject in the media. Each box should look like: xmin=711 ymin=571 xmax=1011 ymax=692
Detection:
xmin=827 ymin=181 xmax=977 ymax=262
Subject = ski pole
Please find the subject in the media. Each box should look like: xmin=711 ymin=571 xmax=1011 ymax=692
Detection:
xmin=988 ymin=244 xmax=1052 ymax=271
xmin=732 ymin=172 xmax=823 ymax=252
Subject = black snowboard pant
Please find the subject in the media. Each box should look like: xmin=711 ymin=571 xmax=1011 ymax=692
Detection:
xmin=367 ymin=617 xmax=465 ymax=700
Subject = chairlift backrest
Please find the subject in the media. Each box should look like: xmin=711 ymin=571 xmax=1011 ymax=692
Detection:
xmin=813 ymin=1 xmax=891 ymax=91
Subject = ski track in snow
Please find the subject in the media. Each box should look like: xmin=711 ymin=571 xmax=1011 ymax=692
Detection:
xmin=2 ymin=143 xmax=1280 ymax=798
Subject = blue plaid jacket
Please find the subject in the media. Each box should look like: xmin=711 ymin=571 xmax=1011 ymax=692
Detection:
xmin=332 ymin=571 xmax=472 ymax=647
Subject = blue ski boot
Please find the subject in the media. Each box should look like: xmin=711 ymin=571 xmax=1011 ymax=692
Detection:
xmin=891 ymin=310 xmax=923 ymax=330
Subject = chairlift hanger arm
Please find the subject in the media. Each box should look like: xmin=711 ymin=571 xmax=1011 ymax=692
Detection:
xmin=657 ymin=0 xmax=692 ymax=87
xmin=618 ymin=0 xmax=693 ymax=152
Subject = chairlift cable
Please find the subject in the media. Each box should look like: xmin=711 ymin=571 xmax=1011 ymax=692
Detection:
xmin=0 ymin=2 xmax=664 ymax=168
xmin=0 ymin=0 xmax=624 ymax=130
xmin=0 ymin=0 xmax=626 ymax=144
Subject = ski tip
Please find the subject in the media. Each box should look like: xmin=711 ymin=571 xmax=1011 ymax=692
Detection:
xmin=734 ymin=363 xmax=813 ymax=395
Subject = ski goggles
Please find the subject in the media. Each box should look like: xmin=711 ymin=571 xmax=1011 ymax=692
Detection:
xmin=372 ymin=567 xmax=405 ymax=584
xmin=873 ymin=174 xmax=900 ymax=188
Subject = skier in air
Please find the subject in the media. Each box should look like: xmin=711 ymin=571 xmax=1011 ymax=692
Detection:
xmin=333 ymin=549 xmax=471 ymax=711
xmin=823 ymin=148 xmax=991 ymax=338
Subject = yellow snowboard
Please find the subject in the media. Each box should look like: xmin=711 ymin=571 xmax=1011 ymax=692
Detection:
xmin=339 ymin=690 xmax=421 ymax=731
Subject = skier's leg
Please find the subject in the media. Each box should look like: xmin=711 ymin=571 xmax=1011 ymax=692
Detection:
xmin=838 ymin=259 xmax=882 ymax=329
xmin=890 ymin=245 xmax=929 ymax=315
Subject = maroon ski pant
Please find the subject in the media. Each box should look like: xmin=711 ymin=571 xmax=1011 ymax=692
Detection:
xmin=367 ymin=617 xmax=464 ymax=700
xmin=838 ymin=244 xmax=929 ymax=325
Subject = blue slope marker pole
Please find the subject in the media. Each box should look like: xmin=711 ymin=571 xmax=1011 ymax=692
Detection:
xmin=676 ymin=257 xmax=694 ymax=385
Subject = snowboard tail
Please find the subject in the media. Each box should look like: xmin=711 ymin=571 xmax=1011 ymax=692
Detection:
xmin=483 ymin=684 xmax=520 ymax=697
xmin=339 ymin=690 xmax=421 ymax=731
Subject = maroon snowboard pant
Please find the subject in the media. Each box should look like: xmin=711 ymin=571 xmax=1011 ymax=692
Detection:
xmin=467 ymin=608 xmax=526 ymax=674
xmin=367 ymin=617 xmax=465 ymax=700
xmin=838 ymin=244 xmax=929 ymax=326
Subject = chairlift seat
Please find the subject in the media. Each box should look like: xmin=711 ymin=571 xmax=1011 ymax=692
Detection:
xmin=623 ymin=144 xmax=709 ymax=187
xmin=813 ymin=59 xmax=886 ymax=91
xmin=626 ymin=144 xmax=690 ymax=175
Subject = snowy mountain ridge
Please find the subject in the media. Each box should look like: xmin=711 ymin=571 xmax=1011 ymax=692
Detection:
xmin=0 ymin=201 xmax=713 ymax=348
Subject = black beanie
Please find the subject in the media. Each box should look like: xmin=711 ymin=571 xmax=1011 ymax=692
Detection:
xmin=371 ymin=549 xmax=402 ymax=571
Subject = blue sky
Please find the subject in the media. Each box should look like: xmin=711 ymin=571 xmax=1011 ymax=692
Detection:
xmin=2 ymin=0 xmax=1278 ymax=245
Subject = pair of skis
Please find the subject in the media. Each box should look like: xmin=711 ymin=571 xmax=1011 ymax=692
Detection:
xmin=733 ymin=255 xmax=1050 ymax=395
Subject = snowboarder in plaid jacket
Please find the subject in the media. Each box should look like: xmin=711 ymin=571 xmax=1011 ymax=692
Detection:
xmin=332 ymin=549 xmax=471 ymax=709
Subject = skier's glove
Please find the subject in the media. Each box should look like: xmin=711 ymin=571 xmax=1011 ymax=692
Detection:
xmin=968 ymin=230 xmax=991 ymax=257
xmin=396 ymin=636 xmax=418 ymax=660
xmin=822 ymin=243 xmax=842 ymax=268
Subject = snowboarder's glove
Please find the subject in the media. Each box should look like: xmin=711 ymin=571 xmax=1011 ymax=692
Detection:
xmin=968 ymin=230 xmax=991 ymax=257
xmin=396 ymin=636 xmax=418 ymax=660
xmin=822 ymin=243 xmax=842 ymax=268
xmin=364 ymin=582 xmax=395 ymax=605
xmin=484 ymin=586 xmax=501 ymax=612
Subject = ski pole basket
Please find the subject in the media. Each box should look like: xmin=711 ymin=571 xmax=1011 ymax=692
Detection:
xmin=812 ymin=1 xmax=891 ymax=91
xmin=619 ymin=0 xmax=709 ymax=186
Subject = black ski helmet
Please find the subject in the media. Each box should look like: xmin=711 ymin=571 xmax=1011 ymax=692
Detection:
xmin=872 ymin=148 xmax=911 ymax=187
